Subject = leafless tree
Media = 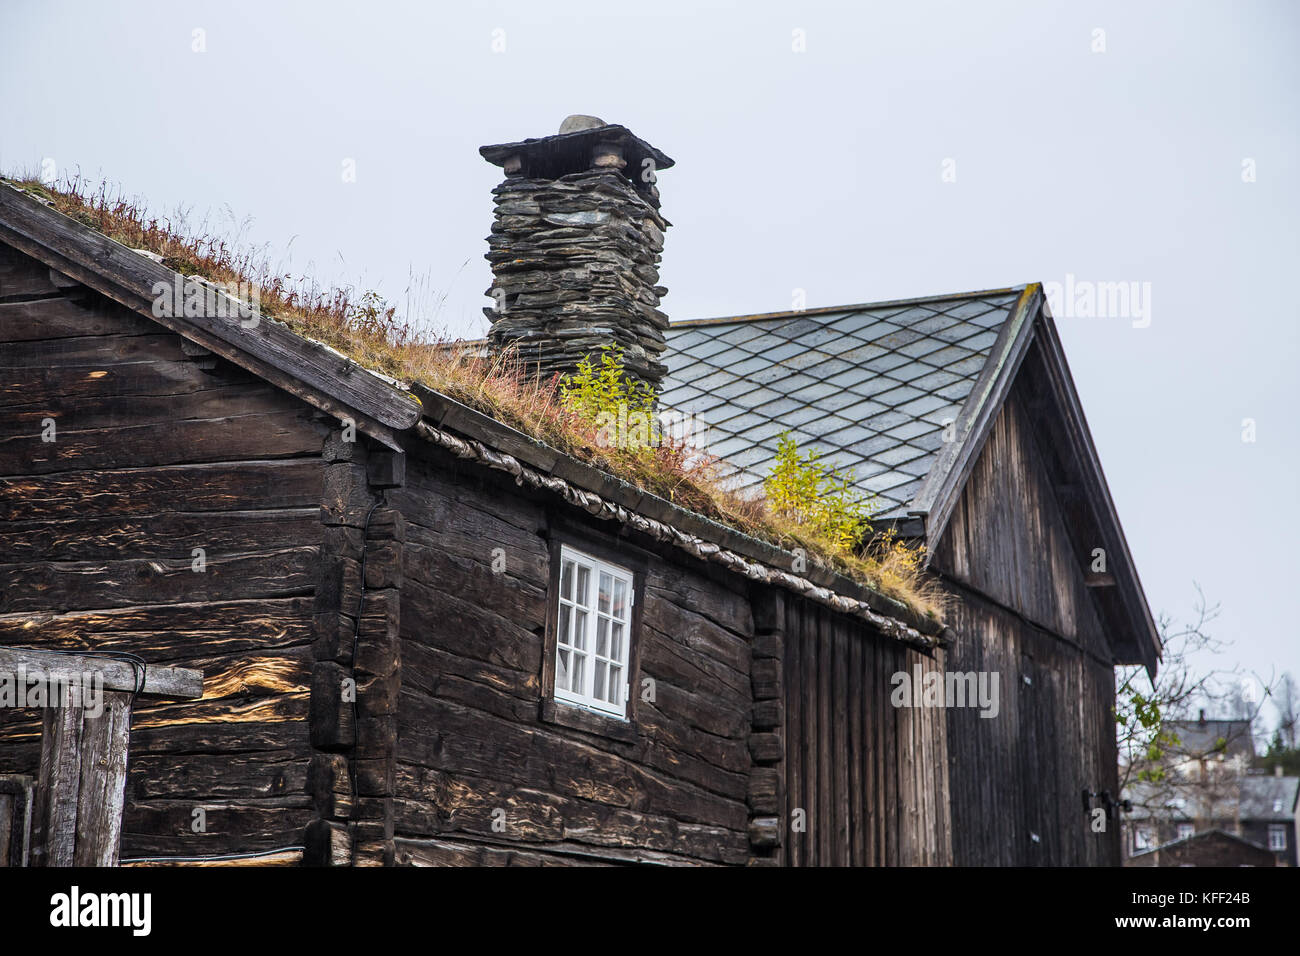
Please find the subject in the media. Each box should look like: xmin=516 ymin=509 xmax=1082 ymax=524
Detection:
xmin=1115 ymin=586 xmax=1277 ymax=826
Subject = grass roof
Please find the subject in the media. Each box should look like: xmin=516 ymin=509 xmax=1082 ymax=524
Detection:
xmin=2 ymin=172 xmax=945 ymax=621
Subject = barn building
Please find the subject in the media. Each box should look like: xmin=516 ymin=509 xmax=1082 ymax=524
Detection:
xmin=0 ymin=118 xmax=1159 ymax=866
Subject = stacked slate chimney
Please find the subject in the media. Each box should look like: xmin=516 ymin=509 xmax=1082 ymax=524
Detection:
xmin=480 ymin=115 xmax=674 ymax=391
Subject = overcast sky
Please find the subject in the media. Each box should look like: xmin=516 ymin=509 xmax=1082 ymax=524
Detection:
xmin=3 ymin=0 xmax=1296 ymax=725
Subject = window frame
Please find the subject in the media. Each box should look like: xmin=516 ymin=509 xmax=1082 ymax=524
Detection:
xmin=1268 ymin=824 xmax=1286 ymax=851
xmin=540 ymin=535 xmax=646 ymax=735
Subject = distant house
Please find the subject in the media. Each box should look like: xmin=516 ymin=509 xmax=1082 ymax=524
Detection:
xmin=1165 ymin=711 xmax=1257 ymax=778
xmin=1125 ymin=767 xmax=1298 ymax=866
xmin=1240 ymin=773 xmax=1300 ymax=865
xmin=0 ymin=117 xmax=1160 ymax=866
xmin=1127 ymin=828 xmax=1276 ymax=867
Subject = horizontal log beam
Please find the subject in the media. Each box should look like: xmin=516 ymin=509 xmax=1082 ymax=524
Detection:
xmin=0 ymin=646 xmax=202 ymax=698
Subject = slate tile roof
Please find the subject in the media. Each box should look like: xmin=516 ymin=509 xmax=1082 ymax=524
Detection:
xmin=661 ymin=288 xmax=1024 ymax=518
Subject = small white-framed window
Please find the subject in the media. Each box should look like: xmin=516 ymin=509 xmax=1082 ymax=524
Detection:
xmin=554 ymin=545 xmax=634 ymax=719
xmin=1268 ymin=825 xmax=1286 ymax=851
xmin=1134 ymin=827 xmax=1152 ymax=851
xmin=1176 ymin=823 xmax=1194 ymax=841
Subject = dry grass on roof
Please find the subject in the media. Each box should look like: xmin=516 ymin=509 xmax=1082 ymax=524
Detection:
xmin=2 ymin=171 xmax=945 ymax=622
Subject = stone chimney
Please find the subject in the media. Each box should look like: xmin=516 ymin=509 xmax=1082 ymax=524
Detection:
xmin=480 ymin=115 xmax=674 ymax=390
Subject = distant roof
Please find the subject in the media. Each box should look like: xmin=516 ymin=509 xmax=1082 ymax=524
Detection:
xmin=1130 ymin=827 xmax=1278 ymax=861
xmin=1240 ymin=775 xmax=1300 ymax=820
xmin=1168 ymin=718 xmax=1257 ymax=761
xmin=661 ymin=289 xmax=1024 ymax=518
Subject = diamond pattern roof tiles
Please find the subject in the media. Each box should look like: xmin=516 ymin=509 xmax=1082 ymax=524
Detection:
xmin=662 ymin=289 xmax=1023 ymax=517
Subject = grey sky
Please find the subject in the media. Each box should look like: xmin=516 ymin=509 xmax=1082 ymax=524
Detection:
xmin=2 ymin=0 xmax=1296 ymax=725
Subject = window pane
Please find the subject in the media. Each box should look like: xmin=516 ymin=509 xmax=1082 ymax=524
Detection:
xmin=557 ymin=648 xmax=570 ymax=691
xmin=598 ymin=572 xmax=612 ymax=615
xmin=558 ymin=604 xmax=571 ymax=647
xmin=593 ymin=660 xmax=606 ymax=702
xmin=610 ymin=622 xmax=624 ymax=662
xmin=613 ymin=578 xmax=627 ymax=619
xmin=560 ymin=559 xmax=573 ymax=602
xmin=575 ymin=565 xmax=590 ymax=607
xmin=596 ymin=617 xmax=608 ymax=657
xmin=571 ymin=653 xmax=585 ymax=693
xmin=608 ymin=666 xmax=622 ymax=705
xmin=573 ymin=609 xmax=588 ymax=650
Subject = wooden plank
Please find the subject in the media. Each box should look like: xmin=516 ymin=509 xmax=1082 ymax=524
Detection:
xmin=0 ymin=597 xmax=314 ymax=657
xmin=0 ymin=508 xmax=320 ymax=562
xmin=0 ymin=332 xmax=188 ymax=368
xmin=0 ymin=295 xmax=157 ymax=342
xmin=73 ymin=689 xmax=133 ymax=865
xmin=0 ymin=408 xmax=327 ymax=476
xmin=0 ymin=646 xmax=202 ymax=697
xmin=784 ymin=605 xmax=802 ymax=867
xmin=848 ymin=625 xmax=863 ymax=866
xmin=831 ymin=618 xmax=848 ymax=863
xmin=816 ymin=609 xmax=831 ymax=866
xmin=121 ymin=848 xmax=305 ymax=867
xmin=0 ymin=546 xmax=317 ymax=613
xmin=0 ymin=382 xmax=297 ymax=440
xmin=0 ymin=774 xmax=34 ymax=866
xmin=31 ymin=684 xmax=81 ymax=866
xmin=0 ymin=459 xmax=322 ymax=521
xmin=0 ymin=359 xmax=250 ymax=408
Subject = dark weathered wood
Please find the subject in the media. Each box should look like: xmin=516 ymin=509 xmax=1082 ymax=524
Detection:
xmin=0 ymin=774 xmax=34 ymax=866
xmin=73 ymin=690 xmax=133 ymax=865
xmin=0 ymin=243 xmax=60 ymax=299
xmin=31 ymin=686 xmax=81 ymax=865
xmin=779 ymin=598 xmax=953 ymax=867
xmin=0 ymin=509 xmax=319 ymax=563
xmin=0 ymin=274 xmax=325 ymax=865
xmin=934 ymin=379 xmax=1121 ymax=866
xmin=0 ymin=547 xmax=318 ymax=613
xmin=0 ymin=460 xmax=322 ymax=522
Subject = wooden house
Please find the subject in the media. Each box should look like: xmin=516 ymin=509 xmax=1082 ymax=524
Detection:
xmin=0 ymin=118 xmax=1159 ymax=866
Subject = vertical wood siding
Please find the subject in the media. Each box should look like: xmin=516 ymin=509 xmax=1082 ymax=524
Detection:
xmin=782 ymin=597 xmax=952 ymax=866
xmin=936 ymin=383 xmax=1121 ymax=866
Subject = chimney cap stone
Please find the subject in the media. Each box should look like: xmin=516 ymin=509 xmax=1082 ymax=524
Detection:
xmin=480 ymin=122 xmax=674 ymax=174
xmin=559 ymin=114 xmax=606 ymax=133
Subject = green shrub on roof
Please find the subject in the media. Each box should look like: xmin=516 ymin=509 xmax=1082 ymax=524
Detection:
xmin=764 ymin=432 xmax=878 ymax=552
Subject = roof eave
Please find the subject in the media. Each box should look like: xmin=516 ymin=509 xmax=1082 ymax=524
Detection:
xmin=910 ymin=283 xmax=1042 ymax=546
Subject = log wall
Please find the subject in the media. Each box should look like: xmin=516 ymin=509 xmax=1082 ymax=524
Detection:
xmin=386 ymin=449 xmax=755 ymax=865
xmin=0 ymin=245 xmax=330 ymax=861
